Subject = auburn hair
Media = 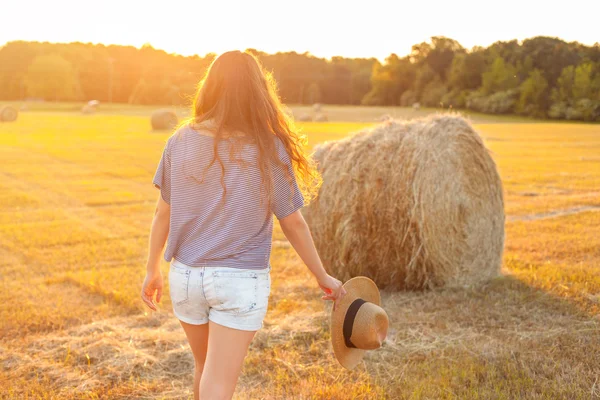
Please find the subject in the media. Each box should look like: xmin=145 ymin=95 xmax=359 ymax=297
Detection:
xmin=186 ymin=50 xmax=320 ymax=209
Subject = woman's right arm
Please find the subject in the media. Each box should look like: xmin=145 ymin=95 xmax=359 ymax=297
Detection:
xmin=279 ymin=210 xmax=346 ymax=304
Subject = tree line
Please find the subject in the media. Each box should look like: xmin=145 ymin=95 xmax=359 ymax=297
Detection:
xmin=0 ymin=37 xmax=599 ymax=121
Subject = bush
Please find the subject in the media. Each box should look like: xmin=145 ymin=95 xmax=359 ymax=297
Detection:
xmin=421 ymin=82 xmax=448 ymax=107
xmin=441 ymin=89 xmax=469 ymax=109
xmin=361 ymin=90 xmax=386 ymax=106
xmin=549 ymin=99 xmax=600 ymax=121
xmin=466 ymin=89 xmax=518 ymax=114
xmin=548 ymin=102 xmax=568 ymax=119
xmin=574 ymin=99 xmax=600 ymax=122
xmin=565 ymin=107 xmax=583 ymax=121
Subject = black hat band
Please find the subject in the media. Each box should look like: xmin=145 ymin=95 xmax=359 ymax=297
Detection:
xmin=343 ymin=298 xmax=367 ymax=348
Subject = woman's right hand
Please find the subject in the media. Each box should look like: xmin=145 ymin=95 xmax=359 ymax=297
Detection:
xmin=317 ymin=274 xmax=346 ymax=307
xmin=141 ymin=270 xmax=163 ymax=311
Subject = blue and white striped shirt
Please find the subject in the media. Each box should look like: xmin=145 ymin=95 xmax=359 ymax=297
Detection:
xmin=153 ymin=124 xmax=304 ymax=270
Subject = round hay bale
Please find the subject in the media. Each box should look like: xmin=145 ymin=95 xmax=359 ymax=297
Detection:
xmin=412 ymin=102 xmax=421 ymax=111
xmin=378 ymin=114 xmax=392 ymax=122
xmin=87 ymin=100 xmax=100 ymax=108
xmin=151 ymin=109 xmax=178 ymax=131
xmin=296 ymin=113 xmax=312 ymax=122
xmin=305 ymin=114 xmax=504 ymax=290
xmin=282 ymin=105 xmax=294 ymax=117
xmin=315 ymin=113 xmax=328 ymax=122
xmin=313 ymin=103 xmax=323 ymax=112
xmin=81 ymin=105 xmax=96 ymax=114
xmin=0 ymin=106 xmax=18 ymax=122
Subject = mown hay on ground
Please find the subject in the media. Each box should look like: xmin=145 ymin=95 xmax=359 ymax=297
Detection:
xmin=304 ymin=114 xmax=505 ymax=290
xmin=0 ymin=106 xmax=18 ymax=122
xmin=151 ymin=109 xmax=178 ymax=131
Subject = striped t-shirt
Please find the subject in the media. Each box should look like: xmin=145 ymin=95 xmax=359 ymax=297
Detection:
xmin=152 ymin=124 xmax=304 ymax=270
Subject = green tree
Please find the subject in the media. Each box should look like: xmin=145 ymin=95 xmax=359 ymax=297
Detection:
xmin=421 ymin=76 xmax=448 ymax=107
xmin=518 ymin=69 xmax=549 ymax=117
xmin=448 ymin=51 xmax=486 ymax=90
xmin=362 ymin=61 xmax=393 ymax=105
xmin=414 ymin=64 xmax=436 ymax=94
xmin=0 ymin=41 xmax=39 ymax=100
xmin=553 ymin=63 xmax=594 ymax=103
xmin=572 ymin=63 xmax=594 ymax=100
xmin=25 ymin=54 xmax=78 ymax=101
xmin=425 ymin=37 xmax=464 ymax=80
xmin=481 ymin=57 xmax=519 ymax=94
xmin=552 ymin=65 xmax=575 ymax=103
xmin=520 ymin=36 xmax=581 ymax=85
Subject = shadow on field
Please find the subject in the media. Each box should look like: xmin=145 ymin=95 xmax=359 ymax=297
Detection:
xmin=367 ymin=273 xmax=600 ymax=398
xmin=2 ymin=261 xmax=599 ymax=399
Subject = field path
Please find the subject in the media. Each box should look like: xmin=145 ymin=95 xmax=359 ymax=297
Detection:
xmin=508 ymin=205 xmax=600 ymax=222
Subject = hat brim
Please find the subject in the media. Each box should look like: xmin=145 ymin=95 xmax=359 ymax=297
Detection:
xmin=330 ymin=276 xmax=381 ymax=370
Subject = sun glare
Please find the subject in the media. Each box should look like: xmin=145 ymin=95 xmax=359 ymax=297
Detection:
xmin=2 ymin=0 xmax=598 ymax=60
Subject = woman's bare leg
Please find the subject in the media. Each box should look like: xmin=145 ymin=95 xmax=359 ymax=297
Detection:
xmin=199 ymin=321 xmax=256 ymax=400
xmin=179 ymin=321 xmax=209 ymax=400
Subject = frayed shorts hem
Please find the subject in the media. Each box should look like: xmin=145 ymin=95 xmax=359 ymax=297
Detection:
xmin=173 ymin=310 xmax=208 ymax=326
xmin=209 ymin=314 xmax=263 ymax=332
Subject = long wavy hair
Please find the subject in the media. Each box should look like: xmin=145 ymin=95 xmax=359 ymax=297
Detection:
xmin=186 ymin=50 xmax=320 ymax=209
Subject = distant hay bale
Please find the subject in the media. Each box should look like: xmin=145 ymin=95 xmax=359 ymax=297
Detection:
xmin=282 ymin=105 xmax=294 ymax=117
xmin=378 ymin=114 xmax=392 ymax=122
xmin=413 ymin=102 xmax=421 ymax=110
xmin=82 ymin=100 xmax=100 ymax=114
xmin=314 ymin=113 xmax=328 ymax=122
xmin=297 ymin=113 xmax=312 ymax=122
xmin=313 ymin=103 xmax=322 ymax=112
xmin=151 ymin=109 xmax=179 ymax=130
xmin=304 ymin=114 xmax=505 ymax=290
xmin=81 ymin=105 xmax=96 ymax=114
xmin=0 ymin=106 xmax=18 ymax=122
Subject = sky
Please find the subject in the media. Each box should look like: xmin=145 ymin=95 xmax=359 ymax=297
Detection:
xmin=2 ymin=0 xmax=598 ymax=61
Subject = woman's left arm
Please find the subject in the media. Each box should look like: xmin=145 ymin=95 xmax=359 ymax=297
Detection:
xmin=141 ymin=194 xmax=171 ymax=311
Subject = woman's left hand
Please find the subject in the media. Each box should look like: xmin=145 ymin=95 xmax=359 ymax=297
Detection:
xmin=141 ymin=271 xmax=163 ymax=311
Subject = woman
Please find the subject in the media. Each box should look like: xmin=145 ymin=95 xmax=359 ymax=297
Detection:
xmin=141 ymin=50 xmax=346 ymax=400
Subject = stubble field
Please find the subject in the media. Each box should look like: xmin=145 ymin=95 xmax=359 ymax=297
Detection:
xmin=0 ymin=105 xmax=599 ymax=399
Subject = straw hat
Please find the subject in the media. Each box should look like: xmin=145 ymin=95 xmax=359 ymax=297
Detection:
xmin=330 ymin=276 xmax=389 ymax=370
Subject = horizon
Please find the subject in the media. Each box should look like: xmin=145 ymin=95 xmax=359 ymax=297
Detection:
xmin=2 ymin=33 xmax=598 ymax=63
xmin=2 ymin=0 xmax=599 ymax=61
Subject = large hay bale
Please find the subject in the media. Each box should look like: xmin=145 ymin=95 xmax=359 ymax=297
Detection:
xmin=151 ymin=109 xmax=178 ymax=130
xmin=305 ymin=114 xmax=504 ymax=290
xmin=313 ymin=103 xmax=323 ymax=112
xmin=0 ymin=106 xmax=18 ymax=122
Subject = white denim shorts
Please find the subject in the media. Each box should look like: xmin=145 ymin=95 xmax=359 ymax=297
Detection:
xmin=168 ymin=259 xmax=271 ymax=331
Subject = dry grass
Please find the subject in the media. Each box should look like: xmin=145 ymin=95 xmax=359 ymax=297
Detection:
xmin=0 ymin=108 xmax=599 ymax=399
